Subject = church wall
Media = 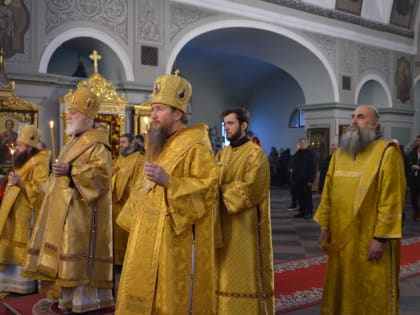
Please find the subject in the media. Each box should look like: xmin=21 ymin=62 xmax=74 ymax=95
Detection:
xmin=2 ymin=0 xmax=419 ymax=148
xmin=176 ymin=56 xmax=229 ymax=131
xmin=248 ymin=72 xmax=306 ymax=155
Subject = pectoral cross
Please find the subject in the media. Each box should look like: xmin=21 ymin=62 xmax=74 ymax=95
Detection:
xmin=89 ymin=50 xmax=102 ymax=74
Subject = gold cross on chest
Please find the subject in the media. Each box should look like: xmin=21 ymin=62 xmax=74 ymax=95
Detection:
xmin=89 ymin=50 xmax=102 ymax=73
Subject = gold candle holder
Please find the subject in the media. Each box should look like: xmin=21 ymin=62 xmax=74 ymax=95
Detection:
xmin=49 ymin=121 xmax=57 ymax=162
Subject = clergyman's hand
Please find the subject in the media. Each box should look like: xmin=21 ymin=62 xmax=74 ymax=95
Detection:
xmin=145 ymin=163 xmax=169 ymax=186
xmin=367 ymin=239 xmax=386 ymax=261
xmin=318 ymin=229 xmax=329 ymax=246
xmin=52 ymin=161 xmax=70 ymax=177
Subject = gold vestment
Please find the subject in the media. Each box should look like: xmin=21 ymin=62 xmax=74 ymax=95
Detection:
xmin=112 ymin=151 xmax=144 ymax=264
xmin=115 ymin=124 xmax=218 ymax=315
xmin=22 ymin=128 xmax=113 ymax=292
xmin=314 ymin=140 xmax=406 ymax=315
xmin=216 ymin=140 xmax=275 ymax=315
xmin=0 ymin=149 xmax=50 ymax=265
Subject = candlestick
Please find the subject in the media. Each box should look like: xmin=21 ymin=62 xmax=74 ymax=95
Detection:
xmin=49 ymin=121 xmax=56 ymax=162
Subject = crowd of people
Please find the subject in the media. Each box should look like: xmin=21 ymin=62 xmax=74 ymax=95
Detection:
xmin=0 ymin=73 xmax=274 ymax=314
xmin=0 ymin=70 xmax=414 ymax=314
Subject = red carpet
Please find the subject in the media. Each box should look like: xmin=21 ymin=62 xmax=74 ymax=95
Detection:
xmin=274 ymin=236 xmax=420 ymax=314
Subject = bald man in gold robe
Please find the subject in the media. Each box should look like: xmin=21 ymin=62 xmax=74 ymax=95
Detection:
xmin=22 ymin=88 xmax=113 ymax=313
xmin=216 ymin=108 xmax=274 ymax=315
xmin=314 ymin=105 xmax=406 ymax=315
xmin=0 ymin=125 xmax=49 ymax=297
xmin=115 ymin=72 xmax=218 ymax=315
xmin=112 ymin=133 xmax=144 ymax=265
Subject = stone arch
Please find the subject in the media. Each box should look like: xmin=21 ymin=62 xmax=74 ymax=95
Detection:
xmin=355 ymin=73 xmax=392 ymax=107
xmin=165 ymin=19 xmax=339 ymax=103
xmin=38 ymin=27 xmax=134 ymax=81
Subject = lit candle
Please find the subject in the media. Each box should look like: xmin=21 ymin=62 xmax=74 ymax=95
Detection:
xmin=49 ymin=121 xmax=56 ymax=162
xmin=9 ymin=143 xmax=15 ymax=172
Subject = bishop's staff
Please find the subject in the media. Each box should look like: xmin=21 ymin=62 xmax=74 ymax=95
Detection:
xmin=49 ymin=121 xmax=57 ymax=162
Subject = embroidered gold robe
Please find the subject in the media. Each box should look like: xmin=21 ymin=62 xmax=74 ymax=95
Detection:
xmin=112 ymin=151 xmax=144 ymax=265
xmin=21 ymin=128 xmax=113 ymax=293
xmin=216 ymin=140 xmax=274 ymax=315
xmin=0 ymin=149 xmax=50 ymax=266
xmin=115 ymin=124 xmax=218 ymax=315
xmin=314 ymin=140 xmax=406 ymax=315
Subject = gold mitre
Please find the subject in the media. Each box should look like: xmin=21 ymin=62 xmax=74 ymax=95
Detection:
xmin=67 ymin=87 xmax=100 ymax=119
xmin=150 ymin=70 xmax=192 ymax=113
xmin=17 ymin=125 xmax=41 ymax=148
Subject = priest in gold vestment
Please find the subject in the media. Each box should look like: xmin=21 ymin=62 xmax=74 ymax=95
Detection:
xmin=314 ymin=105 xmax=406 ymax=315
xmin=0 ymin=125 xmax=49 ymax=296
xmin=112 ymin=133 xmax=144 ymax=265
xmin=22 ymin=88 xmax=114 ymax=313
xmin=116 ymin=72 xmax=218 ymax=315
xmin=216 ymin=108 xmax=274 ymax=315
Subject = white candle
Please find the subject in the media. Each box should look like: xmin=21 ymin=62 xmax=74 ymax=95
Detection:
xmin=49 ymin=121 xmax=56 ymax=162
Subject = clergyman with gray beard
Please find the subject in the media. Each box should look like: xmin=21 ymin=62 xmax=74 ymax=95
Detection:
xmin=314 ymin=104 xmax=406 ymax=315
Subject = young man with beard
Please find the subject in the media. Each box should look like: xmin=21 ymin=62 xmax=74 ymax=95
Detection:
xmin=115 ymin=72 xmax=218 ymax=315
xmin=111 ymin=133 xmax=144 ymax=265
xmin=22 ymin=88 xmax=114 ymax=313
xmin=0 ymin=125 xmax=49 ymax=297
xmin=314 ymin=105 xmax=406 ymax=315
xmin=216 ymin=108 xmax=274 ymax=315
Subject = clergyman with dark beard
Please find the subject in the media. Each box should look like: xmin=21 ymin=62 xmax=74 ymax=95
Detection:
xmin=314 ymin=104 xmax=406 ymax=315
xmin=115 ymin=71 xmax=219 ymax=315
xmin=0 ymin=125 xmax=50 ymax=297
xmin=111 ymin=133 xmax=144 ymax=265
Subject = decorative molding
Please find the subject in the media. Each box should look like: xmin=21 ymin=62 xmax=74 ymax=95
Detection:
xmin=136 ymin=0 xmax=162 ymax=44
xmin=305 ymin=32 xmax=336 ymax=65
xmin=260 ymin=0 xmax=414 ymax=38
xmin=169 ymin=3 xmax=215 ymax=41
xmin=358 ymin=45 xmax=390 ymax=80
xmin=340 ymin=40 xmax=354 ymax=75
xmin=46 ymin=0 xmax=128 ymax=43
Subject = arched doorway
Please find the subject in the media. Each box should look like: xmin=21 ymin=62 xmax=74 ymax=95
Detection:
xmin=167 ymin=24 xmax=337 ymax=153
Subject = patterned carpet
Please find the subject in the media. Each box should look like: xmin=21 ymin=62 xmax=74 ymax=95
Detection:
xmin=274 ymin=237 xmax=420 ymax=313
xmin=270 ymin=186 xmax=420 ymax=315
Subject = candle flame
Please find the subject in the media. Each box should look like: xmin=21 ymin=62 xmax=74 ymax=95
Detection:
xmin=49 ymin=121 xmax=54 ymax=128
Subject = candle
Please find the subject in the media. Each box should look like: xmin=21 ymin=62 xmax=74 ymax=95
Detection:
xmin=49 ymin=121 xmax=56 ymax=162
xmin=8 ymin=143 xmax=15 ymax=172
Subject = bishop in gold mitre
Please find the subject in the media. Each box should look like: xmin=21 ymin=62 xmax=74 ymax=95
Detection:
xmin=22 ymin=87 xmax=114 ymax=313
xmin=115 ymin=71 xmax=219 ymax=315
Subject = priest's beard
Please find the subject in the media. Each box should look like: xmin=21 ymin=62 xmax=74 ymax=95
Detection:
xmin=227 ymin=128 xmax=242 ymax=143
xmin=66 ymin=115 xmax=84 ymax=136
xmin=120 ymin=146 xmax=134 ymax=157
xmin=341 ymin=126 xmax=377 ymax=156
xmin=14 ymin=149 xmax=33 ymax=169
xmin=146 ymin=123 xmax=171 ymax=162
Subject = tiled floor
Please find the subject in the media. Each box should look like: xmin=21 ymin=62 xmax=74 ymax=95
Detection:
xmin=271 ymin=186 xmax=420 ymax=315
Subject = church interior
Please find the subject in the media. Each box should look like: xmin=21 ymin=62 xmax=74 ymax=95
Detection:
xmin=1 ymin=0 xmax=420 ymax=314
